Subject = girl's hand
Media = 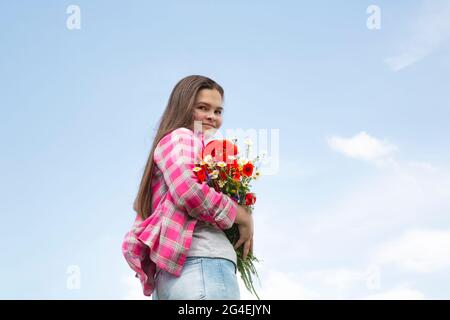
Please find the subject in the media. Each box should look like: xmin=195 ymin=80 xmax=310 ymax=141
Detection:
xmin=234 ymin=205 xmax=254 ymax=260
xmin=234 ymin=204 xmax=251 ymax=225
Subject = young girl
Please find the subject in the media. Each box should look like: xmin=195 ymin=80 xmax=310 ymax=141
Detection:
xmin=122 ymin=75 xmax=254 ymax=300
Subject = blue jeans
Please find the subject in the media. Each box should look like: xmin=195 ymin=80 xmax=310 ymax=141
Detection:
xmin=152 ymin=257 xmax=240 ymax=300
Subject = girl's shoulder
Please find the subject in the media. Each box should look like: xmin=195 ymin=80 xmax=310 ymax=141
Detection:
xmin=162 ymin=127 xmax=203 ymax=143
xmin=154 ymin=127 xmax=204 ymax=164
xmin=171 ymin=127 xmax=194 ymax=137
xmin=156 ymin=127 xmax=203 ymax=151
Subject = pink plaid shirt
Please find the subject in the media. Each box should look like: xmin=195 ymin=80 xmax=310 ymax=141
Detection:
xmin=122 ymin=127 xmax=238 ymax=296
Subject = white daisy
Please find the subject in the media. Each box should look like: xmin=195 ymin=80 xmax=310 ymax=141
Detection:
xmin=217 ymin=161 xmax=227 ymax=168
xmin=204 ymin=154 xmax=213 ymax=164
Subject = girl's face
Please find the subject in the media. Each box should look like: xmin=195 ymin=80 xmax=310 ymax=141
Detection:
xmin=191 ymin=89 xmax=223 ymax=133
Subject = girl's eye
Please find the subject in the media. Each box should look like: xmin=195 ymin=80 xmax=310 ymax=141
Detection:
xmin=215 ymin=110 xmax=222 ymax=115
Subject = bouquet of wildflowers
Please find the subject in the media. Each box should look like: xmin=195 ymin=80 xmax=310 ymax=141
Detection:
xmin=192 ymin=138 xmax=263 ymax=299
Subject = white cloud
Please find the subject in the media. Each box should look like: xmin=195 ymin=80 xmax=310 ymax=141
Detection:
xmin=363 ymin=284 xmax=426 ymax=300
xmin=385 ymin=0 xmax=450 ymax=71
xmin=306 ymin=159 xmax=450 ymax=251
xmin=248 ymin=158 xmax=449 ymax=299
xmin=326 ymin=132 xmax=396 ymax=162
xmin=300 ymin=268 xmax=370 ymax=299
xmin=245 ymin=264 xmax=384 ymax=300
xmin=371 ymin=229 xmax=450 ymax=273
xmin=238 ymin=266 xmax=320 ymax=300
xmin=273 ymin=132 xmax=450 ymax=298
xmin=318 ymin=132 xmax=450 ymax=243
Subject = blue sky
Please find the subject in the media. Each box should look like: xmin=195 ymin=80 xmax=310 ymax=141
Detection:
xmin=1 ymin=0 xmax=450 ymax=299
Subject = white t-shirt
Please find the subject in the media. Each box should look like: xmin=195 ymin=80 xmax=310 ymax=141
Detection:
xmin=186 ymin=220 xmax=237 ymax=272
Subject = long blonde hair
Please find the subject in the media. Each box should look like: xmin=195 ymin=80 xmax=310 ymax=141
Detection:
xmin=133 ymin=75 xmax=224 ymax=219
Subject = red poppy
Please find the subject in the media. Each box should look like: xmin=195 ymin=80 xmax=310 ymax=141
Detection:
xmin=202 ymin=139 xmax=238 ymax=164
xmin=195 ymin=168 xmax=206 ymax=183
xmin=242 ymin=163 xmax=254 ymax=177
xmin=245 ymin=193 xmax=256 ymax=206
xmin=233 ymin=172 xmax=241 ymax=181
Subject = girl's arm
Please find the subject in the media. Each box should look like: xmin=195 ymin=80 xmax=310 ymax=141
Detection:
xmin=154 ymin=128 xmax=237 ymax=230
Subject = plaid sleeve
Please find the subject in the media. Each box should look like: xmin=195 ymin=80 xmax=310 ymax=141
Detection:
xmin=154 ymin=128 xmax=237 ymax=230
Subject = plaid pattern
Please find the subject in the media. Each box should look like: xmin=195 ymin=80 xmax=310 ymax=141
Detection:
xmin=122 ymin=127 xmax=238 ymax=296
